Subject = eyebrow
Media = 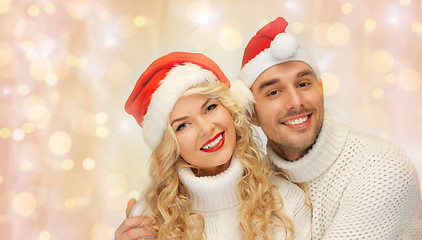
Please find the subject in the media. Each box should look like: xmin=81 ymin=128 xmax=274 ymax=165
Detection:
xmin=258 ymin=69 xmax=316 ymax=92
xmin=258 ymin=79 xmax=279 ymax=92
xmin=170 ymin=98 xmax=211 ymax=126
xmin=297 ymin=70 xmax=314 ymax=78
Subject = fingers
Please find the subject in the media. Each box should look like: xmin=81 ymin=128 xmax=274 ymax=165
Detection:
xmin=126 ymin=198 xmax=137 ymax=218
xmin=115 ymin=216 xmax=158 ymax=240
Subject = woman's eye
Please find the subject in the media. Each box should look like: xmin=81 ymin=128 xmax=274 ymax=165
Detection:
xmin=205 ymin=104 xmax=217 ymax=112
xmin=176 ymin=123 xmax=188 ymax=131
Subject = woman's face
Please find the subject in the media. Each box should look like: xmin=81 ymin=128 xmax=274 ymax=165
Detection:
xmin=169 ymin=94 xmax=236 ymax=176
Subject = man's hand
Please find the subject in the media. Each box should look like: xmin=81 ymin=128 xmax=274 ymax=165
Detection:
xmin=115 ymin=198 xmax=158 ymax=240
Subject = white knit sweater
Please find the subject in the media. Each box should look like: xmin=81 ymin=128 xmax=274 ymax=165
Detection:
xmin=267 ymin=110 xmax=422 ymax=240
xmin=130 ymin=157 xmax=311 ymax=239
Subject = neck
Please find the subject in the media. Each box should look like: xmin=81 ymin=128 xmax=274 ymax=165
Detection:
xmin=268 ymin=139 xmax=309 ymax=162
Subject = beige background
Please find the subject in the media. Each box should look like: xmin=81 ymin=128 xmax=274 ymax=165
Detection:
xmin=1 ymin=0 xmax=421 ymax=239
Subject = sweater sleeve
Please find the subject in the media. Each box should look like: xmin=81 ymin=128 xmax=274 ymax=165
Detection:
xmin=272 ymin=177 xmax=312 ymax=240
xmin=322 ymin=146 xmax=422 ymax=239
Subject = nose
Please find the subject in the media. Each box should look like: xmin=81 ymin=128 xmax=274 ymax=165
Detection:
xmin=285 ymin=87 xmax=303 ymax=109
xmin=197 ymin=116 xmax=214 ymax=137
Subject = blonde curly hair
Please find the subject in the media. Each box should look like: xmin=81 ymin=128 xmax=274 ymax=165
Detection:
xmin=143 ymin=80 xmax=294 ymax=239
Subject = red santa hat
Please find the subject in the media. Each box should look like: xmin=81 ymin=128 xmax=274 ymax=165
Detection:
xmin=125 ymin=51 xmax=252 ymax=150
xmin=238 ymin=17 xmax=320 ymax=89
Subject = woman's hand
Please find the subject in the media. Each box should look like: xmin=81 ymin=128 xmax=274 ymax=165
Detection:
xmin=115 ymin=198 xmax=158 ymax=240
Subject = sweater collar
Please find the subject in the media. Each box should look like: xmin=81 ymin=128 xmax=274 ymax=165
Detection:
xmin=177 ymin=157 xmax=243 ymax=212
xmin=267 ymin=109 xmax=349 ymax=183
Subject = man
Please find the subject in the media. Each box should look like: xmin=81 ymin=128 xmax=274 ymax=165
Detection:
xmin=235 ymin=17 xmax=422 ymax=239
xmin=116 ymin=17 xmax=422 ymax=239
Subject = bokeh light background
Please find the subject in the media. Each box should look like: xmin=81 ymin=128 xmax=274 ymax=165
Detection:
xmin=1 ymin=0 xmax=421 ymax=239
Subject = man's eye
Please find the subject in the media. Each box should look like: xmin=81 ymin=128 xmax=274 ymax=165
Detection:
xmin=268 ymin=90 xmax=280 ymax=96
xmin=176 ymin=123 xmax=188 ymax=131
xmin=206 ymin=104 xmax=217 ymax=112
xmin=298 ymin=82 xmax=310 ymax=88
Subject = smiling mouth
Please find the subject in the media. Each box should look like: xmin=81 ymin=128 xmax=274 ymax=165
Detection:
xmin=282 ymin=114 xmax=311 ymax=127
xmin=200 ymin=132 xmax=224 ymax=151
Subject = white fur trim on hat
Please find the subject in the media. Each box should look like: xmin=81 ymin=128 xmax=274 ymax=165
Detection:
xmin=239 ymin=33 xmax=320 ymax=88
xmin=142 ymin=63 xmax=218 ymax=150
xmin=229 ymin=79 xmax=255 ymax=117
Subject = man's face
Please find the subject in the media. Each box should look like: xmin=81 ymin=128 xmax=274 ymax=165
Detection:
xmin=250 ymin=61 xmax=324 ymax=161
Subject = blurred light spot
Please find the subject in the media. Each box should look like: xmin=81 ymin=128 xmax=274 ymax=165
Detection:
xmin=44 ymin=3 xmax=56 ymax=15
xmin=30 ymin=59 xmax=53 ymax=80
xmin=371 ymin=50 xmax=394 ymax=73
xmin=13 ymin=192 xmax=36 ymax=216
xmin=28 ymin=5 xmax=40 ymax=17
xmin=91 ymin=223 xmax=114 ymax=240
xmin=327 ymin=23 xmax=350 ymax=46
xmin=117 ymin=15 xmax=138 ymax=39
xmin=45 ymin=74 xmax=58 ymax=86
xmin=128 ymin=191 xmax=140 ymax=199
xmin=22 ymin=40 xmax=34 ymax=51
xmin=398 ymin=68 xmax=421 ymax=91
xmin=64 ymin=198 xmax=76 ymax=209
xmin=0 ymin=175 xmax=3 ymax=184
xmin=187 ymin=1 xmax=216 ymax=26
xmin=105 ymin=173 xmax=127 ymax=196
xmin=372 ymin=88 xmax=384 ymax=99
xmin=321 ymin=73 xmax=339 ymax=96
xmin=291 ymin=22 xmax=305 ymax=33
xmin=96 ymin=112 xmax=108 ymax=124
xmin=0 ymin=2 xmax=10 ymax=14
xmin=83 ymin=158 xmax=95 ymax=171
xmin=412 ymin=21 xmax=422 ymax=33
xmin=39 ymin=231 xmax=51 ymax=240
xmin=108 ymin=62 xmax=131 ymax=85
xmin=385 ymin=73 xmax=397 ymax=84
xmin=106 ymin=37 xmax=117 ymax=47
xmin=3 ymin=88 xmax=11 ymax=96
xmin=100 ymin=10 xmax=112 ymax=22
xmin=0 ymin=42 xmax=12 ymax=66
xmin=0 ymin=127 xmax=11 ymax=139
xmin=134 ymin=16 xmax=147 ymax=27
xmin=62 ymin=159 xmax=74 ymax=170
xmin=365 ymin=19 xmax=377 ymax=32
xmin=399 ymin=0 xmax=411 ymax=6
xmin=26 ymin=50 xmax=39 ymax=62
xmin=341 ymin=3 xmax=353 ymax=14
xmin=21 ymin=160 xmax=33 ymax=171
xmin=12 ymin=129 xmax=25 ymax=141
xmin=22 ymin=122 xmax=35 ymax=134
xmin=18 ymin=84 xmax=30 ymax=95
xmin=66 ymin=54 xmax=77 ymax=66
xmin=49 ymin=131 xmax=72 ymax=155
xmin=219 ymin=27 xmax=242 ymax=51
xmin=76 ymin=58 xmax=87 ymax=69
xmin=67 ymin=0 xmax=91 ymax=20
xmin=313 ymin=23 xmax=330 ymax=46
xmin=25 ymin=102 xmax=51 ymax=129
xmin=96 ymin=125 xmax=109 ymax=138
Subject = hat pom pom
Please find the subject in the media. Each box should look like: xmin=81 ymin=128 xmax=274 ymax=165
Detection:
xmin=270 ymin=33 xmax=299 ymax=60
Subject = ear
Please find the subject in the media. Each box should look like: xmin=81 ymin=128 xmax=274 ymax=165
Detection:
xmin=249 ymin=110 xmax=261 ymax=126
xmin=317 ymin=77 xmax=324 ymax=102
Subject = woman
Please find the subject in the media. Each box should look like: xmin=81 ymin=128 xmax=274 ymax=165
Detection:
xmin=117 ymin=52 xmax=311 ymax=240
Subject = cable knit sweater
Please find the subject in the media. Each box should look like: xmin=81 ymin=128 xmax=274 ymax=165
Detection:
xmin=130 ymin=157 xmax=311 ymax=239
xmin=267 ymin=110 xmax=422 ymax=240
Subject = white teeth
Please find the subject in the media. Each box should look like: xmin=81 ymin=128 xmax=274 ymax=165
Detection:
xmin=284 ymin=116 xmax=308 ymax=125
xmin=202 ymin=133 xmax=223 ymax=150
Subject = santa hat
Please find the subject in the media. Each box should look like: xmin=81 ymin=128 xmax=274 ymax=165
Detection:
xmin=125 ymin=51 xmax=252 ymax=150
xmin=238 ymin=17 xmax=320 ymax=89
